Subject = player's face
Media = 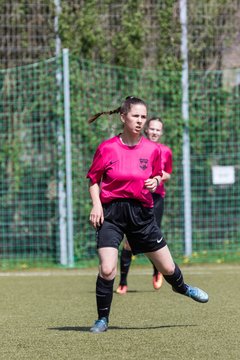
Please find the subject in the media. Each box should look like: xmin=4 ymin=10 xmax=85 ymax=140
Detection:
xmin=145 ymin=120 xmax=163 ymax=142
xmin=121 ymin=104 xmax=147 ymax=135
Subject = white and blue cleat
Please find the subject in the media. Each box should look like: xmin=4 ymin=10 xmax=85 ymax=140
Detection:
xmin=184 ymin=285 xmax=209 ymax=303
xmin=90 ymin=317 xmax=108 ymax=333
xmin=173 ymin=285 xmax=209 ymax=303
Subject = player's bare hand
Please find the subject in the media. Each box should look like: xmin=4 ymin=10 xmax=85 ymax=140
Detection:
xmin=89 ymin=204 xmax=104 ymax=228
xmin=144 ymin=178 xmax=158 ymax=193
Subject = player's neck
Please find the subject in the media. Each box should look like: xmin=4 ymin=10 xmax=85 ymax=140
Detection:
xmin=120 ymin=133 xmax=142 ymax=146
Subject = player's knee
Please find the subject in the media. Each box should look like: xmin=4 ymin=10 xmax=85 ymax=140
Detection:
xmin=162 ymin=262 xmax=175 ymax=276
xmin=100 ymin=264 xmax=117 ymax=280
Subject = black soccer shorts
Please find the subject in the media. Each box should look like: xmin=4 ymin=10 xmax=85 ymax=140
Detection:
xmin=96 ymin=199 xmax=166 ymax=255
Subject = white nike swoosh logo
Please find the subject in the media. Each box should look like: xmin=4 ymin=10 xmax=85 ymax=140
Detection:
xmin=157 ymin=236 xmax=163 ymax=243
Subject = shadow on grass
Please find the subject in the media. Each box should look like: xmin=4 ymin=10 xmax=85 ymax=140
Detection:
xmin=48 ymin=324 xmax=196 ymax=332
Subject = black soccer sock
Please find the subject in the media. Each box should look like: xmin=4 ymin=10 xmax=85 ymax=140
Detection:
xmin=163 ymin=263 xmax=188 ymax=294
xmin=119 ymin=248 xmax=132 ymax=286
xmin=96 ymin=275 xmax=114 ymax=321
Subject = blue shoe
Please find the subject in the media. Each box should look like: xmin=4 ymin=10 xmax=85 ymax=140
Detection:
xmin=90 ymin=317 xmax=108 ymax=333
xmin=184 ymin=285 xmax=209 ymax=303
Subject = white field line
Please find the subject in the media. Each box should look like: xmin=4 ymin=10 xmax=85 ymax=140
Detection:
xmin=0 ymin=265 xmax=239 ymax=277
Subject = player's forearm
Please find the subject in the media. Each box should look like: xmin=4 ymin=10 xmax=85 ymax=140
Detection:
xmin=89 ymin=182 xmax=101 ymax=205
xmin=162 ymin=170 xmax=171 ymax=181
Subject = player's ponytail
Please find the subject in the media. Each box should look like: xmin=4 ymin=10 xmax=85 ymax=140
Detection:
xmin=87 ymin=96 xmax=146 ymax=124
xmin=87 ymin=107 xmax=121 ymax=123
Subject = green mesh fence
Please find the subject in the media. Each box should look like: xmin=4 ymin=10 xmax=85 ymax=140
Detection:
xmin=0 ymin=55 xmax=239 ymax=268
xmin=0 ymin=57 xmax=63 ymax=267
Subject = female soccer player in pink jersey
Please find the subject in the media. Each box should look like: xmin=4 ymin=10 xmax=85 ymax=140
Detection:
xmin=116 ymin=117 xmax=173 ymax=294
xmin=87 ymin=96 xmax=208 ymax=333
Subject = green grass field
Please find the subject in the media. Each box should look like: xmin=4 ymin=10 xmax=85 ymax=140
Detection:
xmin=0 ymin=264 xmax=239 ymax=360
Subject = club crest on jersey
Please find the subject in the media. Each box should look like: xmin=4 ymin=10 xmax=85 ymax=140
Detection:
xmin=139 ymin=158 xmax=148 ymax=170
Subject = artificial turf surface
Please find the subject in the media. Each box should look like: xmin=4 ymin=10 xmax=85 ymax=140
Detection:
xmin=0 ymin=264 xmax=239 ymax=360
